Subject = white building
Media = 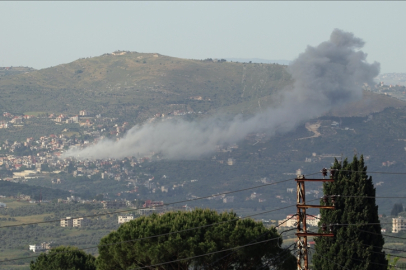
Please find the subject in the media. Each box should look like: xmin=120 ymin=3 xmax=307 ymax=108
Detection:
xmin=118 ymin=215 xmax=134 ymax=224
xmin=278 ymin=214 xmax=320 ymax=228
xmin=392 ymin=217 xmax=406 ymax=233
xmin=227 ymin=158 xmax=235 ymax=166
xmin=61 ymin=217 xmax=87 ymax=227
xmin=73 ymin=218 xmax=88 ymax=227
xmin=60 ymin=217 xmax=73 ymax=227
xmin=29 ymin=242 xmax=51 ymax=253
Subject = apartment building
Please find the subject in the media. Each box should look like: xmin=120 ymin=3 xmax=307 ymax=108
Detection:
xmin=392 ymin=217 xmax=406 ymax=233
xmin=118 ymin=215 xmax=134 ymax=224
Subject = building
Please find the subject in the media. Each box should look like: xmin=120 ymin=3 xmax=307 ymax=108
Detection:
xmin=278 ymin=215 xmax=297 ymax=227
xmin=306 ymin=215 xmax=320 ymax=227
xmin=79 ymin=110 xmax=88 ymax=116
xmin=223 ymin=196 xmax=234 ymax=203
xmin=118 ymin=215 xmax=134 ymax=224
xmin=143 ymin=200 xmax=164 ymax=208
xmin=102 ymin=200 xmax=127 ymax=209
xmin=278 ymin=214 xmax=320 ymax=228
xmin=392 ymin=217 xmax=406 ymax=233
xmin=60 ymin=217 xmax=73 ymax=227
xmin=29 ymin=242 xmax=51 ymax=253
xmin=73 ymin=218 xmax=88 ymax=227
xmin=61 ymin=217 xmax=88 ymax=227
xmin=227 ymin=158 xmax=235 ymax=166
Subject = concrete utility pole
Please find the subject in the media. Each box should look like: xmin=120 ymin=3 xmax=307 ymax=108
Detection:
xmin=295 ymin=169 xmax=335 ymax=270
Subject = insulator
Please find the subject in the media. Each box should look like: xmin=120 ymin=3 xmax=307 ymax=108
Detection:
xmin=322 ymin=223 xmax=327 ymax=232
xmin=322 ymin=195 xmax=328 ymax=204
xmin=331 ymin=195 xmax=336 ymax=205
xmin=330 ymin=169 xmax=336 ymax=178
xmin=322 ymin=168 xmax=327 ymax=177
xmin=329 ymin=224 xmax=334 ymax=232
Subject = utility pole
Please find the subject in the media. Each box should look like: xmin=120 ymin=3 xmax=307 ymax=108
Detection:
xmin=295 ymin=169 xmax=335 ymax=270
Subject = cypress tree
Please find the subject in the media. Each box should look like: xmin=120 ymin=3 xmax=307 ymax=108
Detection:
xmin=313 ymin=155 xmax=387 ymax=270
xmin=390 ymin=203 xmax=403 ymax=217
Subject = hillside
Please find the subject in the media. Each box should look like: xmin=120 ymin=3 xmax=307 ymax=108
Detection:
xmin=0 ymin=52 xmax=292 ymax=123
xmin=1 ymin=51 xmax=403 ymax=125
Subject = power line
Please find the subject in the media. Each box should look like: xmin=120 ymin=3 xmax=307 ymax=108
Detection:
xmin=206 ymin=215 xmax=298 ymax=268
xmin=309 ymin=248 xmax=351 ymax=270
xmin=259 ymin=243 xmax=297 ymax=270
xmin=306 ymin=214 xmax=393 ymax=226
xmin=330 ymin=169 xmax=406 ymax=175
xmin=309 ymin=246 xmax=392 ymax=270
xmin=0 ymin=203 xmax=307 ymax=264
xmin=333 ymin=195 xmax=406 ymax=199
xmin=308 ymin=229 xmax=404 ymax=269
xmin=128 ymin=236 xmax=295 ymax=270
xmin=0 ymin=172 xmax=320 ymax=229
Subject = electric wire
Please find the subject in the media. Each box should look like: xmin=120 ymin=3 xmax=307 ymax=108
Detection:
xmin=125 ymin=235 xmax=292 ymax=270
xmin=306 ymin=215 xmax=406 ymax=265
xmin=6 ymin=168 xmax=406 ymax=266
xmin=0 ymin=203 xmax=308 ymax=264
xmin=207 ymin=214 xmax=298 ymax=268
xmin=257 ymin=243 xmax=296 ymax=270
xmin=308 ymin=229 xmax=404 ymax=268
xmin=0 ymin=172 xmax=321 ymax=229
xmin=327 ymin=169 xmax=406 ymax=175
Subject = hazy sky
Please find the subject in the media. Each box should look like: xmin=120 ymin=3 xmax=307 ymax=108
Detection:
xmin=1 ymin=2 xmax=404 ymax=73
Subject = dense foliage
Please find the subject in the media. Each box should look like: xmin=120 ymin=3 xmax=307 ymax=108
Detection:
xmin=30 ymin=246 xmax=96 ymax=270
xmin=313 ymin=156 xmax=388 ymax=269
xmin=96 ymin=209 xmax=295 ymax=270
xmin=0 ymin=180 xmax=70 ymax=200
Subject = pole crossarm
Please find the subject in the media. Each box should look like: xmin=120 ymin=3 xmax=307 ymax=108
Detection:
xmin=297 ymin=205 xmax=335 ymax=210
xmin=296 ymin=233 xmax=334 ymax=237
xmin=295 ymin=179 xmax=334 ymax=182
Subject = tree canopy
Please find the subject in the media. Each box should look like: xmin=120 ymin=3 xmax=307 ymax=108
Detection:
xmin=30 ymin=246 xmax=96 ymax=270
xmin=96 ymin=208 xmax=295 ymax=270
xmin=313 ymin=155 xmax=387 ymax=270
xmin=391 ymin=203 xmax=403 ymax=217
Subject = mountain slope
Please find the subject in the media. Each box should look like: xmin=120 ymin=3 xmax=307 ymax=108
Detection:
xmin=0 ymin=51 xmax=404 ymax=123
xmin=0 ymin=52 xmax=292 ymax=122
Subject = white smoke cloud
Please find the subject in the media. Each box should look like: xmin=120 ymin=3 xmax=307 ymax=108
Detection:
xmin=63 ymin=29 xmax=380 ymax=160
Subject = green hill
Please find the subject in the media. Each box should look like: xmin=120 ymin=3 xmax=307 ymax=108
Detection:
xmin=0 ymin=51 xmax=404 ymax=123
xmin=0 ymin=52 xmax=292 ymax=123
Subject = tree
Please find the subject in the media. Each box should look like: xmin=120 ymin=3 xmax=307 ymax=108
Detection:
xmin=386 ymin=254 xmax=399 ymax=270
xmin=96 ymin=209 xmax=295 ymax=270
xmin=390 ymin=203 xmax=403 ymax=217
xmin=30 ymin=246 xmax=96 ymax=270
xmin=313 ymin=156 xmax=388 ymax=270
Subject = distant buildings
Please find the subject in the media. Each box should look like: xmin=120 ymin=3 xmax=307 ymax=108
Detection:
xmin=278 ymin=214 xmax=320 ymax=228
xmin=102 ymin=200 xmax=127 ymax=209
xmin=118 ymin=215 xmax=134 ymax=224
xmin=143 ymin=200 xmax=163 ymax=208
xmin=60 ymin=217 xmax=88 ymax=228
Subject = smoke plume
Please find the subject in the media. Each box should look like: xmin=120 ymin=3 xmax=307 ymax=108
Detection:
xmin=63 ymin=29 xmax=380 ymax=160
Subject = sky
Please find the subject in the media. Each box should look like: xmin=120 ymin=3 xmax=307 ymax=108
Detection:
xmin=0 ymin=1 xmax=405 ymax=73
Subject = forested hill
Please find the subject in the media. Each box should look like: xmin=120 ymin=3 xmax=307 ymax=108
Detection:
xmin=0 ymin=52 xmax=292 ymax=123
